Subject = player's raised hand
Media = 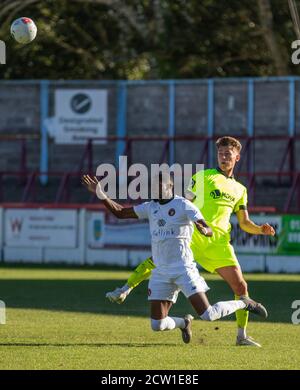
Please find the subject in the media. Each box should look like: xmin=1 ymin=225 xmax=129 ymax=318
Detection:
xmin=261 ymin=223 xmax=276 ymax=236
xmin=82 ymin=174 xmax=108 ymax=200
xmin=81 ymin=175 xmax=99 ymax=194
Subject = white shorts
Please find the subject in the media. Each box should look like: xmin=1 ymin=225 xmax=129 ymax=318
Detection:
xmin=148 ymin=265 xmax=210 ymax=304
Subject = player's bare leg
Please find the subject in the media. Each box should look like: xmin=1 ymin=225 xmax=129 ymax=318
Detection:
xmin=151 ymin=300 xmax=173 ymax=319
xmin=150 ymin=300 xmax=193 ymax=344
xmin=216 ymin=265 xmax=248 ymax=296
xmin=216 ymin=265 xmax=262 ymax=347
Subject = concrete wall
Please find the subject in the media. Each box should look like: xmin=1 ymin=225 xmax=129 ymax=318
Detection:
xmin=0 ymin=83 xmax=40 ymax=172
xmin=0 ymin=78 xmax=299 ymax=179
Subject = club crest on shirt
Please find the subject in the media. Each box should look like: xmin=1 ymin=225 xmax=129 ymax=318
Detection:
xmin=168 ymin=208 xmax=176 ymax=216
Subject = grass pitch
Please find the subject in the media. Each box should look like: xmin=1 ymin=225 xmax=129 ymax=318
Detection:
xmin=0 ymin=265 xmax=299 ymax=370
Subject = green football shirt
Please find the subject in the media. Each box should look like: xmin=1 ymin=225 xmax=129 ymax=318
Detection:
xmin=188 ymin=168 xmax=247 ymax=241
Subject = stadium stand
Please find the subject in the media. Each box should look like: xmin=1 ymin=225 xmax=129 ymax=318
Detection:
xmin=0 ymin=78 xmax=300 ymax=212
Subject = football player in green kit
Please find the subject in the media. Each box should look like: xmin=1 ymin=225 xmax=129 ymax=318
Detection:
xmin=106 ymin=136 xmax=275 ymax=347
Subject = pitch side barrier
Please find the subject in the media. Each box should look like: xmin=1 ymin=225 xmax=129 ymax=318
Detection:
xmin=0 ymin=203 xmax=299 ymax=272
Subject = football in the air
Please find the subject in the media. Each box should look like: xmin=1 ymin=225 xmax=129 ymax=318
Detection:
xmin=10 ymin=17 xmax=37 ymax=44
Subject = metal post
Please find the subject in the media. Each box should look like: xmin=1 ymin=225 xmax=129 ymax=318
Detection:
xmin=168 ymin=81 xmax=175 ymax=165
xmin=207 ymin=79 xmax=214 ymax=168
xmin=247 ymin=79 xmax=255 ymax=179
xmin=116 ymin=82 xmax=127 ymax=166
xmin=0 ymin=173 xmax=3 ymax=203
xmin=289 ymin=78 xmax=296 ymax=182
xmin=289 ymin=78 xmax=295 ymax=137
xmin=20 ymin=139 xmax=27 ymax=174
xmin=40 ymin=80 xmax=49 ymax=184
xmin=88 ymin=139 xmax=93 ymax=174
xmin=20 ymin=139 xmax=27 ymax=186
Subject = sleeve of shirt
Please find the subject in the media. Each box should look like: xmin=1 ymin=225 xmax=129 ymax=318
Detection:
xmin=182 ymin=199 xmax=204 ymax=222
xmin=133 ymin=202 xmax=150 ymax=220
xmin=234 ymin=188 xmax=248 ymax=213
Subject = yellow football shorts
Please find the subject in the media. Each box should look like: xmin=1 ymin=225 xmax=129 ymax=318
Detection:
xmin=190 ymin=228 xmax=239 ymax=274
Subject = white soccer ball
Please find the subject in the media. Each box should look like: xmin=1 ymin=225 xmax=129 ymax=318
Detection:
xmin=11 ymin=17 xmax=37 ymax=44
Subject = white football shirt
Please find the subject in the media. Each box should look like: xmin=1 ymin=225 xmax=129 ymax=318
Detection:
xmin=133 ymin=196 xmax=204 ymax=270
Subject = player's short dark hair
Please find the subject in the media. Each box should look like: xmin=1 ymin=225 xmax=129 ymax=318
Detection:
xmin=216 ymin=136 xmax=242 ymax=153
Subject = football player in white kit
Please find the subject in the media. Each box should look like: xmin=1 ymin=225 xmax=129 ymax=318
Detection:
xmin=82 ymin=174 xmax=268 ymax=344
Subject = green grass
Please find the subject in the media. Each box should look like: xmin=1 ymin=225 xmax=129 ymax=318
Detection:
xmin=0 ymin=266 xmax=299 ymax=370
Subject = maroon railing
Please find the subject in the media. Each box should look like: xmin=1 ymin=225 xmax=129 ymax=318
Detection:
xmin=0 ymin=170 xmax=299 ymax=213
xmin=1 ymin=135 xmax=300 ymax=212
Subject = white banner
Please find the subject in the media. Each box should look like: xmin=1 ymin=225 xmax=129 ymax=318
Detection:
xmin=91 ymin=215 xmax=281 ymax=253
xmin=87 ymin=211 xmax=105 ymax=248
xmin=5 ymin=209 xmax=77 ymax=248
xmin=53 ymin=89 xmax=107 ymax=144
xmin=87 ymin=212 xmax=150 ymax=248
xmin=104 ymin=222 xmax=151 ymax=246
xmin=230 ymin=215 xmax=282 ymax=254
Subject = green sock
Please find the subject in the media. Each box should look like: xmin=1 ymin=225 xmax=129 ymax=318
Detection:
xmin=127 ymin=257 xmax=155 ymax=289
xmin=235 ymin=294 xmax=249 ymax=338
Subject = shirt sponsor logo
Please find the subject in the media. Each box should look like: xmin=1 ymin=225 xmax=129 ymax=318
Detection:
xmin=157 ymin=219 xmax=166 ymax=227
xmin=210 ymin=189 xmax=235 ymax=202
xmin=153 ymin=228 xmax=175 ymax=239
xmin=210 ymin=189 xmax=221 ymax=199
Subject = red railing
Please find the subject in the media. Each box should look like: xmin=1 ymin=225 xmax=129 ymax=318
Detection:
xmin=75 ymin=134 xmax=300 ymax=176
xmin=1 ymin=135 xmax=300 ymax=212
xmin=0 ymin=134 xmax=40 ymax=179
xmin=237 ymin=171 xmax=300 ymax=212
xmin=0 ymin=169 xmax=299 ymax=213
xmin=284 ymin=171 xmax=300 ymax=212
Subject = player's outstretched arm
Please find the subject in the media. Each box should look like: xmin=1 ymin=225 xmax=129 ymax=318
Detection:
xmin=194 ymin=220 xmax=213 ymax=237
xmin=82 ymin=175 xmax=138 ymax=219
xmin=237 ymin=209 xmax=275 ymax=236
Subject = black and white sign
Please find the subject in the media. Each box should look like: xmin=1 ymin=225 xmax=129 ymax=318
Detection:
xmin=230 ymin=215 xmax=281 ymax=254
xmin=4 ymin=209 xmax=77 ymax=248
xmin=53 ymin=89 xmax=107 ymax=144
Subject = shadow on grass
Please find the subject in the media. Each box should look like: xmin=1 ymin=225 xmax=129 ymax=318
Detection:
xmin=0 ymin=277 xmax=298 ymax=324
xmin=0 ymin=342 xmax=177 ymax=348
